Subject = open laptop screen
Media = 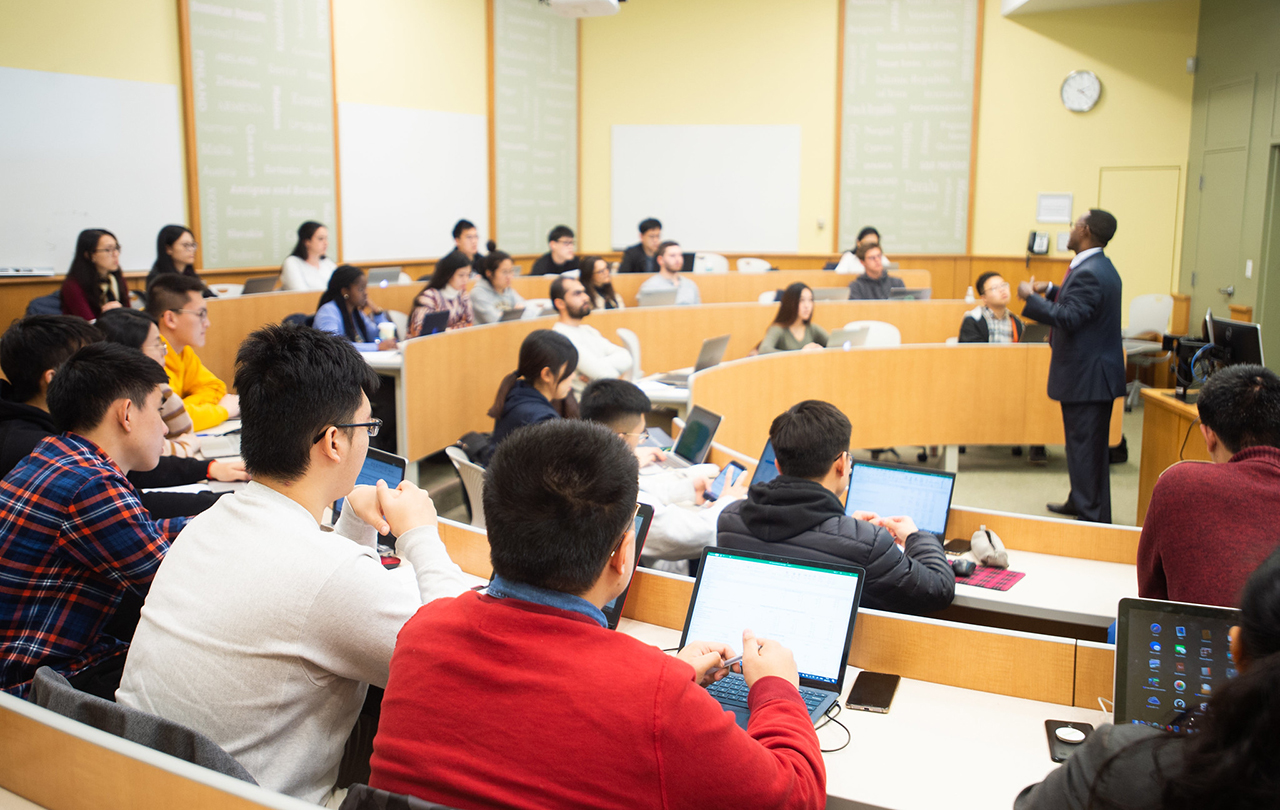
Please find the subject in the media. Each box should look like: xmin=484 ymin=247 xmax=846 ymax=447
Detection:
xmin=844 ymin=461 xmax=955 ymax=538
xmin=672 ymin=406 xmax=721 ymax=465
xmin=750 ymin=439 xmax=779 ymax=487
xmin=681 ymin=548 xmax=863 ymax=686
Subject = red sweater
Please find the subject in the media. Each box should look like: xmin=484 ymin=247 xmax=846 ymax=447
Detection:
xmin=1137 ymin=446 xmax=1280 ymax=607
xmin=370 ymin=592 xmax=825 ymax=810
xmin=60 ymin=273 xmax=128 ymax=321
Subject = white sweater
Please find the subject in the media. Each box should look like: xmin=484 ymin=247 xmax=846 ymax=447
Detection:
xmin=552 ymin=321 xmax=633 ymax=389
xmin=280 ymin=255 xmax=337 ymax=291
xmin=637 ymin=465 xmax=736 ymax=574
xmin=116 ymin=481 xmax=470 ymax=804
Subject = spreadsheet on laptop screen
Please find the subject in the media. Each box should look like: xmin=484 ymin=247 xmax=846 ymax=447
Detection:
xmin=844 ymin=464 xmax=953 ymax=537
xmin=685 ymin=551 xmax=860 ymax=684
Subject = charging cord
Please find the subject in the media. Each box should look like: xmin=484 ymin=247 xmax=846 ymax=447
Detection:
xmin=817 ymin=702 xmax=851 ymax=753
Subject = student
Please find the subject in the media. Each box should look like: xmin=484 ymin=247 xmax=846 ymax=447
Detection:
xmin=638 ymin=241 xmax=701 ymax=305
xmin=313 ymin=265 xmax=397 ymax=352
xmin=146 ymin=273 xmax=239 ymax=431
xmin=581 ymin=379 xmax=748 ymax=574
xmin=0 ymin=343 xmax=186 ymax=699
xmin=759 ymin=283 xmax=828 ymax=353
xmin=470 ymin=249 xmax=526 ymax=324
xmin=408 ymin=251 xmax=474 ymax=335
xmin=833 ymin=226 xmax=889 ymax=275
xmin=480 ymin=330 xmax=578 ymax=465
xmin=369 ymin=419 xmax=825 ymax=810
xmin=846 ymin=245 xmax=904 ymax=300
xmin=581 ymin=255 xmax=625 ymax=310
xmin=61 ymin=228 xmax=128 ymax=320
xmin=718 ymin=400 xmax=955 ymax=615
xmin=280 ymin=220 xmax=337 ymax=291
xmin=117 ymin=324 xmax=470 ymax=804
xmin=1138 ymin=364 xmax=1280 ymax=607
xmin=146 ymin=225 xmax=210 ymax=296
xmin=618 ymin=217 xmax=662 ymax=274
xmin=446 ymin=218 xmax=479 ymax=266
xmin=528 ymin=225 xmax=580 ymax=276
xmin=551 ymin=277 xmax=632 ymax=389
xmin=1016 ymin=545 xmax=1280 ymax=810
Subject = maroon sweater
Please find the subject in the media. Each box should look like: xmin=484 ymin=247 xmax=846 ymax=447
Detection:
xmin=370 ymin=591 xmax=825 ymax=810
xmin=1137 ymin=446 xmax=1280 ymax=607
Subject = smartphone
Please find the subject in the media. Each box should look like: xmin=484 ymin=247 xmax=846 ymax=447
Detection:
xmin=332 ymin=447 xmax=408 ymax=522
xmin=1045 ymin=720 xmax=1094 ymax=762
xmin=845 ymin=671 xmax=900 ymax=713
xmin=705 ymin=461 xmax=747 ymax=502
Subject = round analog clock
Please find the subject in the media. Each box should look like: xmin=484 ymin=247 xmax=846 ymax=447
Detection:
xmin=1061 ymin=70 xmax=1101 ymax=113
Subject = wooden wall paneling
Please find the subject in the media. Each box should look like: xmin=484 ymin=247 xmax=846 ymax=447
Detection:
xmin=1171 ymin=292 xmax=1191 ymax=334
xmin=1228 ymin=304 xmax=1253 ymax=321
xmin=365 ymin=283 xmax=424 ymax=316
xmin=947 ymin=507 xmax=1141 ymax=565
xmin=1073 ymin=641 xmax=1116 ymax=708
xmin=1137 ymin=388 xmax=1209 ymax=523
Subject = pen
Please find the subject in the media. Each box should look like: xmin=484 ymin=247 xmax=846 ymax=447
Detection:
xmin=714 ymin=654 xmax=743 ymax=672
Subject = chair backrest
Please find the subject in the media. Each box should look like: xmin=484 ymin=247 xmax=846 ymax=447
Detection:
xmin=283 ymin=312 xmax=313 ymax=328
xmin=1125 ymin=294 xmax=1174 ymax=336
xmin=737 ymin=257 xmax=772 ymax=274
xmin=29 ymin=667 xmax=257 ymax=784
xmin=615 ymin=327 xmax=642 ymax=380
xmin=692 ymin=253 xmax=729 ymax=274
xmin=207 ymin=283 xmax=243 ymax=297
xmin=842 ymin=320 xmax=901 ymax=346
xmin=339 ymin=782 xmax=463 ymax=810
xmin=444 ymin=446 xmax=487 ymax=530
xmin=24 ymin=291 xmax=63 ymax=316
xmin=757 ymin=290 xmax=779 ymax=304
xmin=387 ymin=310 xmax=409 ymax=339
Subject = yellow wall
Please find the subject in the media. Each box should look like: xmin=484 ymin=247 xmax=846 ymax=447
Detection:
xmin=579 ymin=0 xmax=840 ymax=254
xmin=971 ymin=0 xmax=1199 ymax=265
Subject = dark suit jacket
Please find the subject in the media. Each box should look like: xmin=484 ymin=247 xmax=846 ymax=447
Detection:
xmin=1020 ymin=251 xmax=1125 ymax=403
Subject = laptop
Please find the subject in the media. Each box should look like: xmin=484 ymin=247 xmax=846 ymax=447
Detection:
xmin=887 ymin=287 xmax=931 ymax=300
xmin=749 ymin=439 xmax=780 ymax=487
xmin=652 ymin=406 xmax=722 ymax=470
xmin=843 ymin=460 xmax=956 ymax=538
xmin=656 ymin=334 xmax=731 ymax=386
xmin=366 ymin=267 xmax=402 ymax=287
xmin=827 ymin=326 xmax=871 ymax=349
xmin=681 ymin=547 xmax=866 ymax=729
xmin=414 ymin=310 xmax=450 ymax=336
xmin=332 ymin=448 xmax=407 ymax=521
xmin=1022 ymin=323 xmax=1051 ymax=343
xmin=242 ymin=275 xmax=279 ymax=294
xmin=1113 ymin=597 xmax=1241 ymax=733
xmin=637 ymin=289 xmax=677 ymax=307
xmin=812 ymin=287 xmax=850 ymax=301
xmin=601 ymin=503 xmax=654 ymax=630
xmin=498 ymin=308 xmax=526 ymax=322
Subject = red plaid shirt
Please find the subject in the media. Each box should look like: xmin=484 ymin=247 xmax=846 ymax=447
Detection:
xmin=0 ymin=434 xmax=186 ymax=697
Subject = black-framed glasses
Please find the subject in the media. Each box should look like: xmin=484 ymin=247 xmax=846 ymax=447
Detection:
xmin=610 ymin=503 xmax=643 ymax=557
xmin=622 ymin=429 xmax=650 ymax=442
xmin=313 ymin=419 xmax=383 ymax=443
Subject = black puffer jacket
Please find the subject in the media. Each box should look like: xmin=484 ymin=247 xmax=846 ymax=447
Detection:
xmin=716 ymin=476 xmax=955 ymax=615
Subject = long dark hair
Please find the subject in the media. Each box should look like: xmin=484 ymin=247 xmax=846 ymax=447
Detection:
xmin=151 ymin=225 xmax=197 ymax=277
xmin=317 ymin=265 xmax=372 ymax=343
xmin=579 ymin=255 xmax=619 ymax=309
xmin=290 ymin=221 xmax=325 ymax=260
xmin=95 ymin=308 xmax=158 ymax=350
xmin=428 ymin=250 xmax=472 ymax=291
xmin=772 ymin=283 xmax=812 ymax=327
xmin=67 ymin=228 xmax=126 ymax=315
xmin=487 ymin=330 xmax=579 ymax=419
xmin=481 ymin=249 xmax=513 ymax=285
xmin=1090 ymin=547 xmax=1280 ymax=810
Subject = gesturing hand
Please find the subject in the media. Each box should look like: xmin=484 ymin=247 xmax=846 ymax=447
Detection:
xmin=676 ymin=640 xmax=738 ymax=687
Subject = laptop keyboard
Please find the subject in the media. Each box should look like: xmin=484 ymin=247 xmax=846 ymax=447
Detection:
xmin=707 ymin=673 xmax=828 ymax=713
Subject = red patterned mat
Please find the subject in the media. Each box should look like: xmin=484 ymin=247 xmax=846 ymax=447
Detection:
xmin=957 ymin=565 xmax=1026 ymax=591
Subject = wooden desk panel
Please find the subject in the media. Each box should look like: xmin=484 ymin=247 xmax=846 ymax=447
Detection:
xmin=1074 ymin=641 xmax=1117 ymax=708
xmin=947 ymin=507 xmax=1141 ymax=565
xmin=202 ymin=289 xmax=321 ymax=384
xmin=1137 ymin=389 xmax=1209 ymax=524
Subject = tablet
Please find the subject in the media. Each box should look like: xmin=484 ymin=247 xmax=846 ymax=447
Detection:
xmin=601 ymin=503 xmax=654 ymax=630
xmin=332 ymin=448 xmax=408 ymax=522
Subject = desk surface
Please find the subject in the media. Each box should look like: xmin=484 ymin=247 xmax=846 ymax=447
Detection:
xmin=618 ymin=618 xmax=1106 ymax=810
xmin=952 ymin=550 xmax=1135 ymax=628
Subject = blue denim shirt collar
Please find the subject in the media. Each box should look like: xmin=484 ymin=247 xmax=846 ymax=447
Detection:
xmin=487 ymin=574 xmax=607 ymax=628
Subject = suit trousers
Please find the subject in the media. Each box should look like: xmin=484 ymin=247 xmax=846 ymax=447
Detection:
xmin=1061 ymin=401 xmax=1113 ymax=523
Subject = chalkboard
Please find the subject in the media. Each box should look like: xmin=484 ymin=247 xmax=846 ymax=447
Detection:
xmin=182 ymin=0 xmax=339 ymax=269
xmin=837 ymin=0 xmax=979 ymax=254
xmin=492 ymin=0 xmax=577 ymax=254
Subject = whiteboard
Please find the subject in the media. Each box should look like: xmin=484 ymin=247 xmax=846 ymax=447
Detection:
xmin=610 ymin=125 xmax=801 ymax=253
xmin=0 ymin=66 xmax=186 ymax=272
xmin=338 ymin=103 xmax=488 ymax=262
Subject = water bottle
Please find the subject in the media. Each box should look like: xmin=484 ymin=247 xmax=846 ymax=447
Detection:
xmin=965 ymin=285 xmax=975 ymax=304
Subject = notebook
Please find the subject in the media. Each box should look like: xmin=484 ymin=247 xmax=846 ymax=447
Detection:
xmin=681 ymin=547 xmax=866 ymax=729
xmin=652 ymin=406 xmax=722 ymax=470
xmin=601 ymin=503 xmax=654 ymax=630
xmin=827 ymin=326 xmax=871 ymax=349
xmin=887 ymin=287 xmax=931 ymax=300
xmin=1022 ymin=323 xmax=1051 ymax=343
xmin=242 ymin=275 xmax=279 ymax=294
xmin=637 ymin=289 xmax=677 ymax=307
xmin=656 ymin=334 xmax=731 ymax=386
xmin=414 ymin=310 xmax=450 ymax=336
xmin=812 ymin=287 xmax=851 ymax=301
xmin=843 ymin=460 xmax=956 ymax=538
xmin=498 ymin=308 xmax=525 ymax=322
xmin=749 ymin=439 xmax=780 ymax=487
xmin=366 ymin=267 xmax=402 ymax=287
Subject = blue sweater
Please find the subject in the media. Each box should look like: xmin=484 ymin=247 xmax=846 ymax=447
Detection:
xmin=313 ymin=300 xmax=393 ymax=351
xmin=486 ymin=381 xmax=560 ymax=462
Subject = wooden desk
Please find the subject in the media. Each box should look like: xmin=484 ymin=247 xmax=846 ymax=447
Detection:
xmin=1137 ymin=389 xmax=1209 ymax=524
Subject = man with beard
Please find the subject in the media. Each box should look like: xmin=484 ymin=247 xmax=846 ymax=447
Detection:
xmin=551 ymin=277 xmax=633 ymax=392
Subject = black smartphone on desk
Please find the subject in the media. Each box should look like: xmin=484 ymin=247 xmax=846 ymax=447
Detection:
xmin=1045 ymin=720 xmax=1094 ymax=762
xmin=845 ymin=671 xmax=900 ymax=713
xmin=944 ymin=538 xmax=971 ymax=555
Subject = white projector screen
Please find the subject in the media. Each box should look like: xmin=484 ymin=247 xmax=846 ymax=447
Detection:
xmin=610 ymin=124 xmax=801 ymax=253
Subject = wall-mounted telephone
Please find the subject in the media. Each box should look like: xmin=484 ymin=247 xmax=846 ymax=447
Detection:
xmin=1027 ymin=231 xmax=1050 ymax=255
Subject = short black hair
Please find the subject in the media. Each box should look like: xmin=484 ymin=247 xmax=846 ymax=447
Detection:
xmin=639 ymin=218 xmax=661 ymax=235
xmin=770 ymin=400 xmax=852 ymax=480
xmin=452 ymin=219 xmax=477 ymax=239
xmin=95 ymin=308 xmax=159 ymax=350
xmin=548 ymin=225 xmax=575 ymax=244
xmin=1084 ymin=209 xmax=1117 ymax=247
xmin=857 ymin=226 xmax=880 ymax=242
xmin=549 ymin=276 xmax=578 ymax=304
xmin=656 ymin=240 xmax=681 ymax=257
xmin=485 ymin=420 xmax=639 ymax=595
xmin=233 ymin=323 xmax=380 ymax=481
xmin=146 ymin=272 xmax=206 ymax=319
xmin=1197 ymin=364 xmax=1280 ymax=454
xmin=975 ymin=271 xmax=1004 ymax=296
xmin=580 ymin=379 xmax=651 ymax=430
xmin=47 ymin=343 xmax=168 ymax=434
xmin=0 ymin=315 xmax=103 ymax=403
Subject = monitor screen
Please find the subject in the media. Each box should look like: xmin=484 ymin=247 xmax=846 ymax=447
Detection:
xmin=1208 ymin=315 xmax=1264 ymax=367
xmin=333 ymin=449 xmax=407 ymax=520
xmin=750 ymin=439 xmax=779 ymax=487
xmin=1115 ymin=598 xmax=1241 ymax=733
xmin=844 ymin=461 xmax=955 ymax=537
xmin=683 ymin=549 xmax=862 ymax=685
xmin=672 ymin=406 xmax=721 ymax=464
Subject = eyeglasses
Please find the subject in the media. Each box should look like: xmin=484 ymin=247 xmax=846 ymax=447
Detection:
xmin=94 ymin=245 xmax=121 ymax=255
xmin=621 ymin=429 xmax=650 ymax=442
xmin=554 ymin=238 xmax=576 ymax=246
xmin=176 ymin=241 xmax=198 ymax=250
xmin=313 ymin=419 xmax=383 ymax=443
xmin=985 ymin=281 xmax=1011 ymax=292
xmin=610 ymin=504 xmax=642 ymax=557
xmin=174 ymin=308 xmax=210 ymax=323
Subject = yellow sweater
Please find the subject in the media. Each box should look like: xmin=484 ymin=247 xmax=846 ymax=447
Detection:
xmin=164 ymin=344 xmax=228 ymax=431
